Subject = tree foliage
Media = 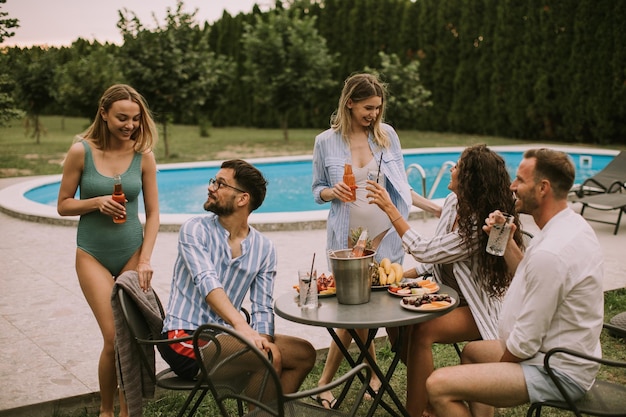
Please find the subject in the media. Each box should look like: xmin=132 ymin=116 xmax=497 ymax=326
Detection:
xmin=364 ymin=52 xmax=432 ymax=129
xmin=1 ymin=0 xmax=625 ymax=145
xmin=53 ymin=42 xmax=125 ymax=118
xmin=117 ymin=0 xmax=235 ymax=157
xmin=241 ymin=7 xmax=337 ymax=141
xmin=0 ymin=0 xmax=18 ymax=43
xmin=10 ymin=47 xmax=60 ymax=143
xmin=0 ymin=0 xmax=21 ymax=126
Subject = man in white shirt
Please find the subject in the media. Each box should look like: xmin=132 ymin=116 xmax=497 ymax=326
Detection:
xmin=425 ymin=148 xmax=604 ymax=417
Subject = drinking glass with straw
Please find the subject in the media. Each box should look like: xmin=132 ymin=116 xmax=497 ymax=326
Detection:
xmin=298 ymin=253 xmax=318 ymax=309
xmin=367 ymin=153 xmax=385 ymax=187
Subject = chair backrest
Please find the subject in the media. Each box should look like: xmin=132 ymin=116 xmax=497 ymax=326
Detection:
xmin=117 ymin=287 xmax=165 ymax=384
xmin=578 ymin=151 xmax=626 ymax=195
xmin=532 ymin=346 xmax=626 ymax=417
xmin=193 ymin=323 xmax=284 ymax=417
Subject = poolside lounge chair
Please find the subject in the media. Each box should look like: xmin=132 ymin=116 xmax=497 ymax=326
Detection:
xmin=573 ymin=191 xmax=626 ymax=235
xmin=573 ymin=151 xmax=626 ymax=197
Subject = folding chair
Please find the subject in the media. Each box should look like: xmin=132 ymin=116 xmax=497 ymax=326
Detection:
xmin=193 ymin=323 xmax=371 ymax=417
xmin=116 ymin=287 xmax=210 ymax=417
xmin=526 ymin=325 xmax=626 ymax=417
xmin=574 ymin=191 xmax=626 ymax=235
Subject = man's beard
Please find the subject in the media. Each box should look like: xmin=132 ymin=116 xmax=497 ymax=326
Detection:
xmin=517 ymin=193 xmax=539 ymax=215
xmin=204 ymin=198 xmax=235 ymax=216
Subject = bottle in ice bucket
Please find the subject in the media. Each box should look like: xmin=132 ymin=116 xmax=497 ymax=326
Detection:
xmin=343 ymin=163 xmax=357 ymax=202
xmin=351 ymin=229 xmax=368 ymax=257
xmin=112 ymin=174 xmax=126 ymax=224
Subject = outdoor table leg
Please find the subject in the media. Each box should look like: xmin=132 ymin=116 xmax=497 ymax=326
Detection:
xmin=325 ymin=326 xmax=410 ymax=417
xmin=326 ymin=327 xmax=369 ymax=408
xmin=348 ymin=328 xmax=409 ymax=417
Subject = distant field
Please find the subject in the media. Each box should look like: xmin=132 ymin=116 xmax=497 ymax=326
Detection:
xmin=0 ymin=115 xmax=616 ymax=178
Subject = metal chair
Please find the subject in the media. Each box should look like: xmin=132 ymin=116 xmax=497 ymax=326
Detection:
xmin=116 ymin=287 xmax=210 ymax=417
xmin=193 ymin=323 xmax=371 ymax=417
xmin=573 ymin=151 xmax=626 ymax=197
xmin=525 ymin=324 xmax=626 ymax=417
xmin=574 ymin=190 xmax=626 ymax=235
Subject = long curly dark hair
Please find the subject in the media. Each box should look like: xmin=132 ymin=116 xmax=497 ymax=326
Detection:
xmin=455 ymin=144 xmax=524 ymax=297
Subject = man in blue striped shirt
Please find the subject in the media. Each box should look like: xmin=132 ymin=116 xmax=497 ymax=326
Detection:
xmin=159 ymin=159 xmax=316 ymax=393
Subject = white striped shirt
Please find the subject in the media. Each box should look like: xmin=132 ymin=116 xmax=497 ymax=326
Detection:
xmin=162 ymin=214 xmax=277 ymax=336
xmin=312 ymin=123 xmax=412 ymax=265
xmin=402 ymin=193 xmax=501 ymax=340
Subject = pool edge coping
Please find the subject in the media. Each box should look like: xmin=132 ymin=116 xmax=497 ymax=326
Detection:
xmin=0 ymin=144 xmax=618 ymax=231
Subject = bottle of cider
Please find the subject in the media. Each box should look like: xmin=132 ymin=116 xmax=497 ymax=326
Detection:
xmin=343 ymin=163 xmax=357 ymax=202
xmin=112 ymin=174 xmax=126 ymax=224
xmin=351 ymin=229 xmax=368 ymax=257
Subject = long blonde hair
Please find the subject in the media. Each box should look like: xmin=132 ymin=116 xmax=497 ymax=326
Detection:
xmin=330 ymin=73 xmax=389 ymax=148
xmin=79 ymin=84 xmax=158 ymax=153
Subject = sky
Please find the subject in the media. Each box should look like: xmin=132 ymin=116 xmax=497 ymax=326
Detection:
xmin=2 ymin=0 xmax=271 ymax=47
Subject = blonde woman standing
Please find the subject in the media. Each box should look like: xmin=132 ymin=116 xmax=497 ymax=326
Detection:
xmin=57 ymin=84 xmax=159 ymax=417
xmin=311 ymin=73 xmax=414 ymax=407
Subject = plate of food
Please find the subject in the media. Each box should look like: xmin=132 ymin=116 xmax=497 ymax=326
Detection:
xmin=370 ymin=258 xmax=404 ymax=289
xmin=293 ymin=272 xmax=337 ymax=298
xmin=388 ymin=280 xmax=440 ymax=297
xmin=371 ymin=284 xmax=391 ymax=291
xmin=400 ymin=293 xmax=454 ymax=312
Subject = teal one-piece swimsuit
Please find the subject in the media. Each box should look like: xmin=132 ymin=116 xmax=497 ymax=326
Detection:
xmin=76 ymin=141 xmax=144 ymax=277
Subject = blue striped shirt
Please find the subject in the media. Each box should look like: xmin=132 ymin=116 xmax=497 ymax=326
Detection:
xmin=312 ymin=123 xmax=412 ymax=266
xmin=403 ymin=193 xmax=501 ymax=340
xmin=162 ymin=214 xmax=277 ymax=336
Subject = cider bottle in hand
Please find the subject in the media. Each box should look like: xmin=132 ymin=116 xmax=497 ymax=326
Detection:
xmin=351 ymin=229 xmax=368 ymax=257
xmin=112 ymin=174 xmax=126 ymax=224
xmin=343 ymin=163 xmax=357 ymax=202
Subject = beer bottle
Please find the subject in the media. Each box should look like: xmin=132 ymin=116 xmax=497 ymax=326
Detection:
xmin=343 ymin=163 xmax=357 ymax=202
xmin=351 ymin=229 xmax=368 ymax=257
xmin=112 ymin=174 xmax=126 ymax=224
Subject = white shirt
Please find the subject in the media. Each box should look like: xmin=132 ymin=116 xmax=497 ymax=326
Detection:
xmin=499 ymin=208 xmax=604 ymax=390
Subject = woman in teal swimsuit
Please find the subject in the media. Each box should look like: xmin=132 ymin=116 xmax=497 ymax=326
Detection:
xmin=57 ymin=84 xmax=159 ymax=417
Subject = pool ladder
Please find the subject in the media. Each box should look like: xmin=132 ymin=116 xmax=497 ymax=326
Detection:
xmin=406 ymin=160 xmax=456 ymax=200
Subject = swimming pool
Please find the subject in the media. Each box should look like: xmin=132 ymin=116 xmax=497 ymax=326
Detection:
xmin=1 ymin=145 xmax=618 ymax=229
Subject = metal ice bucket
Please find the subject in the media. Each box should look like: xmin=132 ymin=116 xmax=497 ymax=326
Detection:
xmin=328 ymin=249 xmax=376 ymax=305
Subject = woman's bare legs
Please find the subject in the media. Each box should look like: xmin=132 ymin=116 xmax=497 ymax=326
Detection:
xmin=317 ymin=329 xmax=353 ymax=406
xmin=316 ymin=328 xmax=382 ymax=406
xmin=352 ymin=328 xmax=382 ymax=398
xmin=405 ymin=307 xmax=480 ymax=417
xmin=76 ymin=249 xmax=128 ymax=417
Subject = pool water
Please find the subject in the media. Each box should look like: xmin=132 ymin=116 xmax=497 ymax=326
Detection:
xmin=24 ymin=149 xmax=614 ymax=214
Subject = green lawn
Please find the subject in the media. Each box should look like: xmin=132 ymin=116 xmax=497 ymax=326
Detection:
xmin=55 ymin=295 xmax=626 ymax=417
xmin=2 ymin=115 xmax=611 ymax=178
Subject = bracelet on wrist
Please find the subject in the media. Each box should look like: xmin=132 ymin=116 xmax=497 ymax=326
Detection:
xmin=391 ymin=215 xmax=403 ymax=223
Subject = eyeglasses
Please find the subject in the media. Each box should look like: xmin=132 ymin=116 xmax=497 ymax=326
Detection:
xmin=208 ymin=178 xmax=247 ymax=194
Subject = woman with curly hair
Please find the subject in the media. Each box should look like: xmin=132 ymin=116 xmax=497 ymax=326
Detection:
xmin=366 ymin=144 xmax=524 ymax=417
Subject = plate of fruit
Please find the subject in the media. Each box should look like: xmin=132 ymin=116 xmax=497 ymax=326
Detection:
xmin=387 ymin=279 xmax=440 ymax=297
xmin=293 ymin=272 xmax=336 ymax=297
xmin=400 ymin=293 xmax=454 ymax=311
xmin=370 ymin=258 xmax=404 ymax=289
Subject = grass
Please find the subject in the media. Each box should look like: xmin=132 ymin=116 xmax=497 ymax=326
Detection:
xmin=52 ymin=289 xmax=626 ymax=417
xmin=5 ymin=116 xmax=625 ymax=416
xmin=4 ymin=115 xmax=619 ymax=178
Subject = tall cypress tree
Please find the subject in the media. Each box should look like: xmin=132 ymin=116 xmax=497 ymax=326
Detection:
xmin=449 ymin=0 xmax=486 ymax=133
xmin=566 ymin=0 xmax=603 ymax=141
xmin=429 ymin=0 xmax=462 ymax=131
xmin=610 ymin=1 xmax=626 ymax=143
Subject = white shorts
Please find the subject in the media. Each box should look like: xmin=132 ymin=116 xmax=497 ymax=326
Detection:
xmin=521 ymin=364 xmax=586 ymax=403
